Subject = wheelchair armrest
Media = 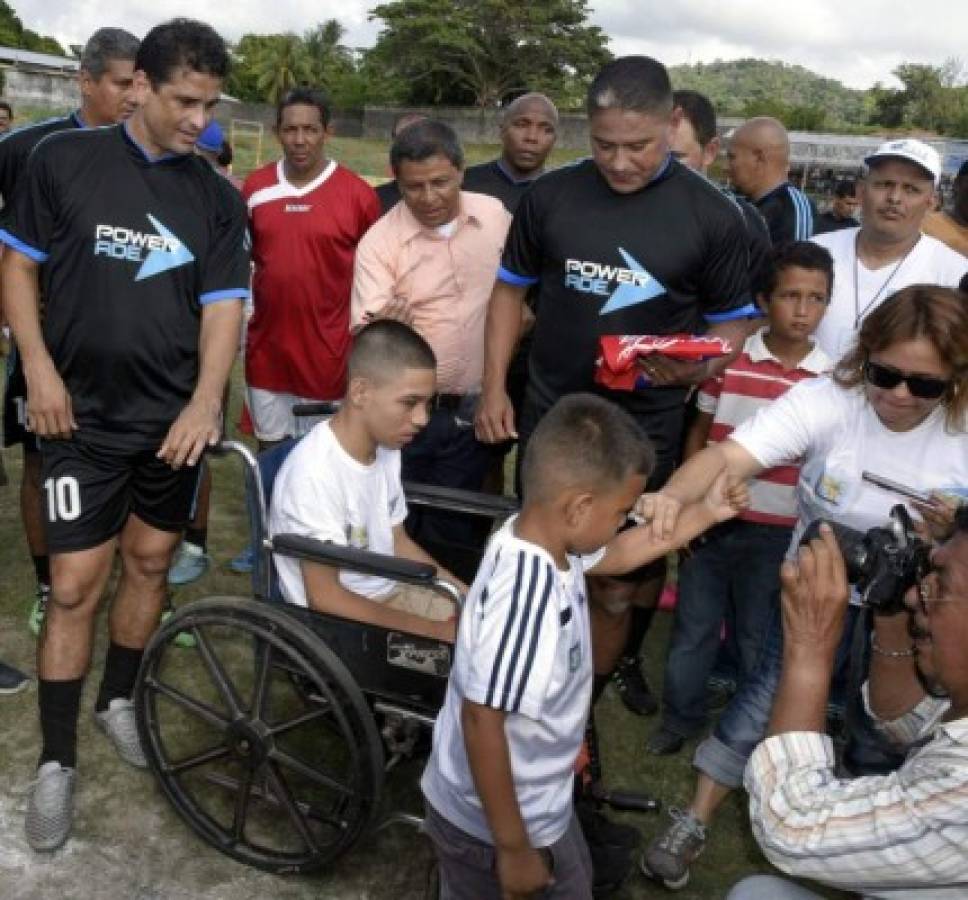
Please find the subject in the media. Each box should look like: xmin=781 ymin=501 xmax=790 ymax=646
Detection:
xmin=291 ymin=401 xmax=340 ymax=418
xmin=402 ymin=482 xmax=519 ymax=519
xmin=271 ymin=533 xmax=437 ymax=586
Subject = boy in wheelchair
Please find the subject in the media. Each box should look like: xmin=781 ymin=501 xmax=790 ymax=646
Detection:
xmin=421 ymin=393 xmax=748 ymax=899
xmin=269 ymin=321 xmax=466 ymax=643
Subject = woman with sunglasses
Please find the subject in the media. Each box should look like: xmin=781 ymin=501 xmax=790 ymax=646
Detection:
xmin=639 ymin=283 xmax=968 ymax=891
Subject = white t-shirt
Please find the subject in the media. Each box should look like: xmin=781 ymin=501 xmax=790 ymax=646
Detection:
xmin=731 ymin=376 xmax=968 ymax=557
xmin=811 ymin=228 xmax=967 ymax=361
xmin=421 ymin=518 xmax=604 ymax=847
xmin=269 ymin=420 xmax=408 ymax=606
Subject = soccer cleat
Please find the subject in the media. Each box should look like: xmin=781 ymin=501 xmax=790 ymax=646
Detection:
xmin=28 ymin=584 xmax=51 ymax=637
xmin=95 ymin=698 xmax=148 ymax=769
xmin=25 ymin=761 xmax=75 ymax=852
xmin=612 ymin=656 xmax=658 ymax=716
xmin=0 ymin=660 xmax=30 ymax=694
xmin=640 ymin=807 xmax=707 ymax=890
xmin=167 ymin=541 xmax=210 ymax=586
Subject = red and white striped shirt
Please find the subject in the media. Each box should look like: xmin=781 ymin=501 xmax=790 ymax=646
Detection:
xmin=697 ymin=327 xmax=831 ymax=526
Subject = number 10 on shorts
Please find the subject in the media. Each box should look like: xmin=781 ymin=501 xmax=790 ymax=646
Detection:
xmin=45 ymin=476 xmax=81 ymax=522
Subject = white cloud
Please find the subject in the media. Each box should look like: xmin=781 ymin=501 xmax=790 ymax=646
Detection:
xmin=19 ymin=0 xmax=968 ymax=90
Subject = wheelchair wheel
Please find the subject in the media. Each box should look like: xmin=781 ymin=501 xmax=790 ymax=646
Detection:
xmin=135 ymin=595 xmax=384 ymax=874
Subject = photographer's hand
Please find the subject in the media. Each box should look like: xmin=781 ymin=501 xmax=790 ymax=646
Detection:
xmin=912 ymin=493 xmax=959 ymax=542
xmin=768 ymin=523 xmax=850 ymax=736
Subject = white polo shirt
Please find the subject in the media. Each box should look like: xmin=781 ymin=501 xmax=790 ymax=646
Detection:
xmin=269 ymin=420 xmax=408 ymax=605
xmin=421 ymin=518 xmax=602 ymax=847
xmin=730 ymin=376 xmax=968 ymax=557
xmin=810 ymin=228 xmax=967 ymax=361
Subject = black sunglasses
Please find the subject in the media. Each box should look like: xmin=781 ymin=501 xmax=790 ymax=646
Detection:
xmin=864 ymin=360 xmax=951 ymax=400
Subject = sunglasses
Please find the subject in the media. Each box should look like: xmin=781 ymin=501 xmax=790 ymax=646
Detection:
xmin=864 ymin=360 xmax=951 ymax=400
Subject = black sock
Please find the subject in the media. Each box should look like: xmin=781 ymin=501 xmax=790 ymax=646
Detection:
xmin=621 ymin=605 xmax=656 ymax=662
xmin=32 ymin=554 xmax=50 ymax=588
xmin=39 ymin=678 xmax=84 ymax=768
xmin=184 ymin=526 xmax=207 ymax=553
xmin=95 ymin=642 xmax=144 ymax=712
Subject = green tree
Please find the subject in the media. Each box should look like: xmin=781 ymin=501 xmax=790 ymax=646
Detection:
xmin=252 ymin=33 xmax=314 ymax=105
xmin=869 ymin=60 xmax=968 ymax=135
xmin=366 ymin=0 xmax=611 ymax=107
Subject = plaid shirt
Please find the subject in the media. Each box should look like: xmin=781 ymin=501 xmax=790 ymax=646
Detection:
xmin=744 ymin=693 xmax=968 ymax=899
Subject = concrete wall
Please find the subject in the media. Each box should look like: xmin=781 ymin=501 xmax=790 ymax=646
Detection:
xmin=218 ymin=100 xmax=363 ymax=138
xmin=2 ymin=68 xmax=78 ymax=111
xmin=363 ymin=105 xmax=591 ymax=149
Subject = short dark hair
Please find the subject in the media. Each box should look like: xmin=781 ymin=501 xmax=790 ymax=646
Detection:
xmin=673 ymin=89 xmax=717 ymax=147
xmin=587 ymin=56 xmax=673 ymax=118
xmin=521 ymin=394 xmax=655 ymax=502
xmin=757 ymin=240 xmax=834 ymax=299
xmin=80 ymin=27 xmax=139 ymax=79
xmin=277 ymin=87 xmax=331 ymax=128
xmin=136 ymin=18 xmax=230 ymax=88
xmin=833 ymin=179 xmax=857 ymax=198
xmin=348 ymin=320 xmax=436 ymax=383
xmin=956 ymin=504 xmax=968 ymax=534
xmin=390 ymin=119 xmax=463 ymax=174
xmin=0 ymin=101 xmax=11 ymax=118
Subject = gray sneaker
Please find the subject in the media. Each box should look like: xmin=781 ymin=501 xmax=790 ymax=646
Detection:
xmin=95 ymin=698 xmax=148 ymax=768
xmin=639 ymin=806 xmax=706 ymax=890
xmin=25 ymin=761 xmax=75 ymax=852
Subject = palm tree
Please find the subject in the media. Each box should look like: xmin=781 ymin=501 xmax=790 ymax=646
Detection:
xmin=253 ymin=33 xmax=314 ymax=105
xmin=303 ymin=19 xmax=354 ymax=89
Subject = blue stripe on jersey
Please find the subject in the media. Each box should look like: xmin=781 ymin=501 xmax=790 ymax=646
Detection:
xmin=498 ymin=555 xmax=547 ymax=710
xmin=704 ymin=301 xmax=761 ymax=323
xmin=485 ymin=553 xmax=527 ymax=707
xmin=498 ymin=265 xmax=539 ymax=287
xmin=511 ymin=572 xmax=554 ymax=713
xmin=787 ymin=185 xmax=813 ymax=239
xmin=199 ymin=288 xmax=250 ymax=305
xmin=0 ymin=228 xmax=49 ymax=263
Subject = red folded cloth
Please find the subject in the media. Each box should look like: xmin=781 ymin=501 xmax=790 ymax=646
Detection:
xmin=595 ymin=334 xmax=732 ymax=391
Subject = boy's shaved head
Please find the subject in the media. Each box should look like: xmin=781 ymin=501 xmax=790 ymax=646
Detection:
xmin=349 ymin=320 xmax=436 ymax=383
xmin=522 ymin=394 xmax=655 ymax=501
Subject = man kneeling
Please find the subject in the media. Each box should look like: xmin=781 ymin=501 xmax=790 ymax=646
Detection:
xmin=270 ymin=320 xmax=465 ymax=642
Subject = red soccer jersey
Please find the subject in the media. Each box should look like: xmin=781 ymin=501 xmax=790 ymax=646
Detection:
xmin=243 ymin=159 xmax=380 ymax=399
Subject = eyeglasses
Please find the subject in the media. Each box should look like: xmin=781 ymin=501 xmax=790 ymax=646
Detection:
xmin=864 ymin=360 xmax=951 ymax=400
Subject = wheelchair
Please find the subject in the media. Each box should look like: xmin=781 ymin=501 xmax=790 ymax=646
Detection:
xmin=135 ymin=419 xmax=658 ymax=878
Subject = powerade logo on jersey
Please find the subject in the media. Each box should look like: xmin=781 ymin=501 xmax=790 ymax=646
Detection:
xmin=564 ymin=248 xmax=667 ymax=315
xmin=93 ymin=214 xmax=195 ymax=281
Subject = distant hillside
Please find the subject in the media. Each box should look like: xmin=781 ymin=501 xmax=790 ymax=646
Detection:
xmin=0 ymin=1 xmax=65 ymax=56
xmin=670 ymin=58 xmax=871 ymax=128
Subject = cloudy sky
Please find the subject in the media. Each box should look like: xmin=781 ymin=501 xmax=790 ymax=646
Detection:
xmin=23 ymin=0 xmax=968 ymax=90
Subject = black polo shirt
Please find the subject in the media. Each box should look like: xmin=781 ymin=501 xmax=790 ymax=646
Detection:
xmin=0 ymin=111 xmax=82 ymax=205
xmin=754 ymin=182 xmax=816 ymax=244
xmin=375 ymin=179 xmax=401 ymax=214
xmin=499 ymin=157 xmax=755 ymax=414
xmin=462 ymin=159 xmax=538 ymax=214
xmin=0 ymin=123 xmax=250 ymax=445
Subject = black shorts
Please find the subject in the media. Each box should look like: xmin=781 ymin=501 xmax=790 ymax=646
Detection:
xmin=3 ymin=346 xmax=40 ymax=453
xmin=40 ymin=432 xmax=201 ymax=553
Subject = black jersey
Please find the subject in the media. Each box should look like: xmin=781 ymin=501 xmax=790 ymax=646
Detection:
xmin=462 ymin=160 xmax=537 ymax=214
xmin=754 ymin=182 xmax=816 ymax=244
xmin=0 ymin=123 xmax=250 ymax=445
xmin=499 ymin=157 xmax=755 ymax=413
xmin=0 ymin=111 xmax=82 ymax=205
xmin=731 ymin=191 xmax=772 ymax=292
xmin=814 ymin=210 xmax=859 ymax=235
xmin=375 ymin=179 xmax=401 ymax=214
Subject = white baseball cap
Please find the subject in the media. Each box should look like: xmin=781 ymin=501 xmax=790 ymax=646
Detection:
xmin=864 ymin=138 xmax=941 ymax=186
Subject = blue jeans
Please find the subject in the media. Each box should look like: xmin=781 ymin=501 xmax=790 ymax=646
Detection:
xmin=693 ymin=602 xmax=860 ymax=789
xmin=661 ymin=520 xmax=791 ymax=738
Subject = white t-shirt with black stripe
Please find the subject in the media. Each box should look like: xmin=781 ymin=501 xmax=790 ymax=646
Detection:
xmin=421 ymin=517 xmax=603 ymax=847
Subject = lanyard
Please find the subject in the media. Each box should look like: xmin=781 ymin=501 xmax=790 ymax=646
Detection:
xmin=853 ymin=235 xmax=919 ymax=329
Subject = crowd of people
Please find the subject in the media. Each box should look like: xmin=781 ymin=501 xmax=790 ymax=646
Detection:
xmin=0 ymin=16 xmax=966 ymax=900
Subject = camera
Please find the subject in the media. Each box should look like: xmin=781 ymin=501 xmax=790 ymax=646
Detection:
xmin=800 ymin=504 xmax=932 ymax=614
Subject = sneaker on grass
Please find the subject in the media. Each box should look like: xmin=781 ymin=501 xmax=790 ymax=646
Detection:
xmin=25 ymin=761 xmax=75 ymax=852
xmin=95 ymin=697 xmax=148 ymax=768
xmin=640 ymin=806 xmax=706 ymax=890
xmin=0 ymin=659 xmax=30 ymax=694
xmin=611 ymin=656 xmax=658 ymax=716
xmin=167 ymin=541 xmax=210 ymax=586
